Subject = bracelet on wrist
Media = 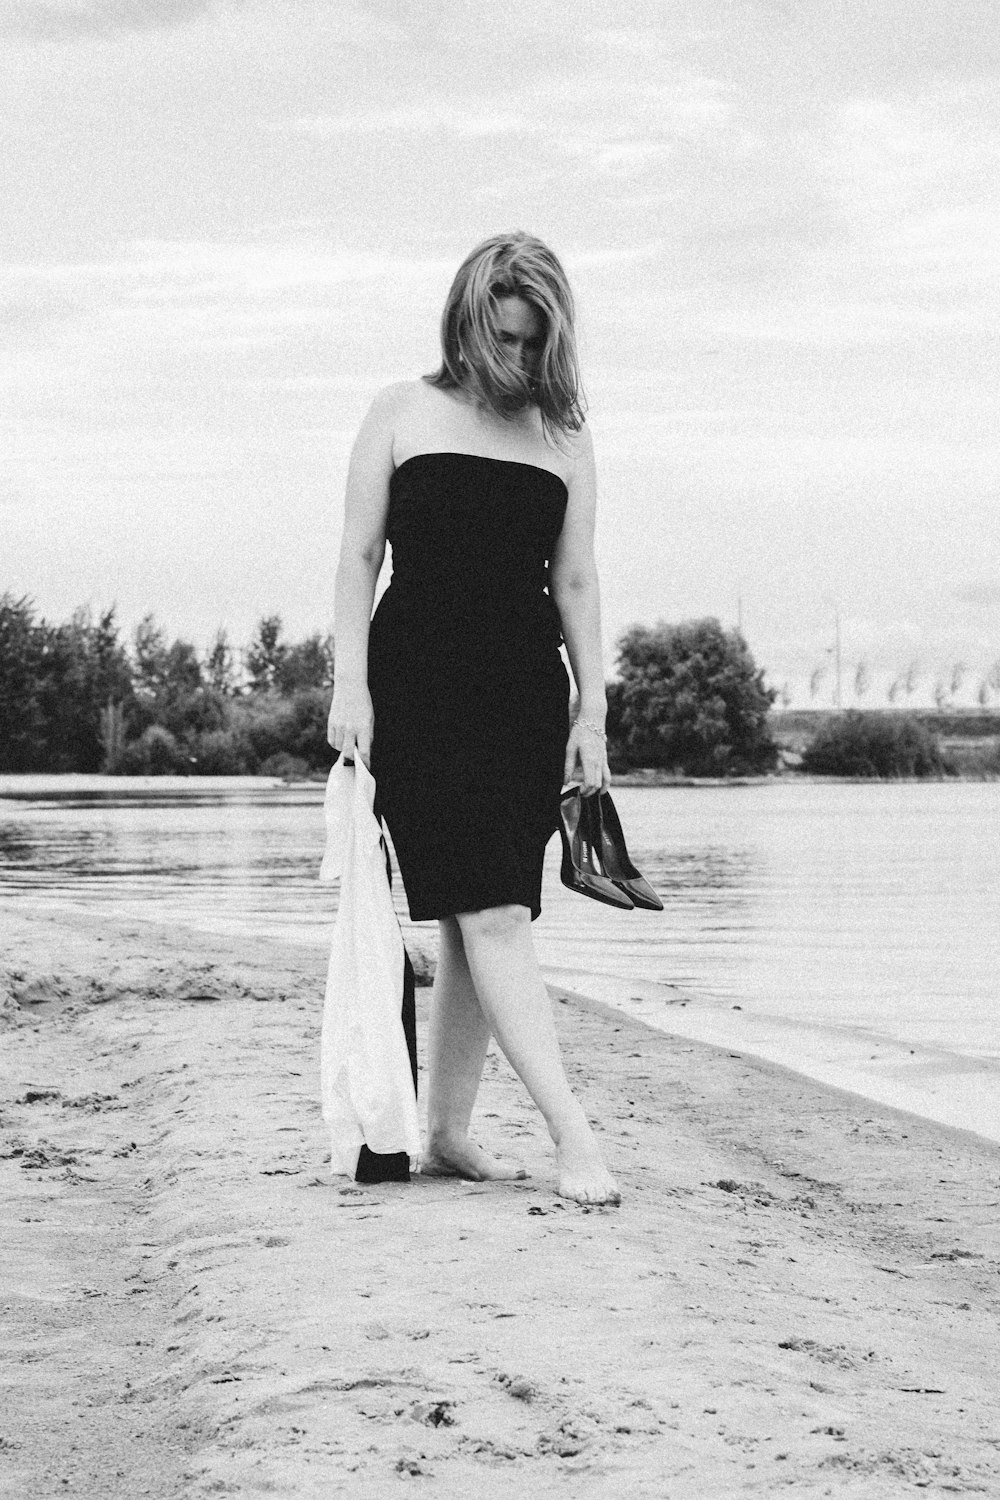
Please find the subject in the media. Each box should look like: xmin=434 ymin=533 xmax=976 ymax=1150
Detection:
xmin=574 ymin=715 xmax=607 ymax=743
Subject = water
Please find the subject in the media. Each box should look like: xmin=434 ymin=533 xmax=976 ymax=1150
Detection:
xmin=2 ymin=777 xmax=998 ymax=1142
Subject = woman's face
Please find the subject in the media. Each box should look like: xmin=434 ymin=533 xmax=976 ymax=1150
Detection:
xmin=494 ymin=295 xmax=544 ymax=377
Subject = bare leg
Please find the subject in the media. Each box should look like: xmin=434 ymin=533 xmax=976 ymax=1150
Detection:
xmin=454 ymin=904 xmax=620 ymax=1206
xmin=423 ymin=915 xmax=527 ymax=1181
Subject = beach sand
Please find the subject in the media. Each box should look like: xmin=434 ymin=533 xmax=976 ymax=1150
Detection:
xmin=2 ymin=905 xmax=999 ymax=1499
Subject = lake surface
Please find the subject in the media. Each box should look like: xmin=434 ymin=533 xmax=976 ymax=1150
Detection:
xmin=2 ymin=777 xmax=998 ymax=1143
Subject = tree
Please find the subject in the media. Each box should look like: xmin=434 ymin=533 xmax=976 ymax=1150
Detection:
xmin=162 ymin=639 xmax=203 ymax=698
xmin=133 ymin=614 xmax=170 ymax=699
xmin=0 ymin=598 xmax=337 ymax=775
xmin=34 ymin=605 xmax=134 ymax=772
xmin=205 ymin=628 xmax=237 ymax=696
xmin=0 ymin=594 xmax=45 ymax=771
xmin=604 ymin=678 xmax=627 ymax=771
xmin=1 ymin=597 xmax=135 ymax=772
xmin=274 ymin=632 xmax=335 ymax=694
xmin=245 ymin=615 xmax=287 ymax=693
xmin=613 ymin=618 xmax=777 ymax=775
xmin=128 ymin=618 xmax=221 ymax=748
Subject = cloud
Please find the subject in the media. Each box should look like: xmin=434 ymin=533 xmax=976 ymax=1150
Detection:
xmin=3 ymin=239 xmax=455 ymax=301
xmin=826 ymin=88 xmax=1000 ymax=246
xmin=705 ymin=296 xmax=971 ymax=346
xmin=263 ymin=105 xmax=532 ymax=139
xmin=0 ymin=0 xmax=217 ymax=39
xmin=564 ymin=241 xmax=665 ymax=271
xmin=953 ymin=581 xmax=1000 ymax=607
xmin=686 ymin=83 xmax=1000 ymax=350
xmin=268 ymin=57 xmax=736 ymax=185
xmin=0 ymin=238 xmax=456 ymax=383
xmin=892 ymin=203 xmax=1000 ymax=293
xmin=587 ymin=141 xmax=676 ymax=173
xmin=544 ymin=68 xmax=735 ymax=176
xmin=642 ymin=77 xmax=732 ymax=136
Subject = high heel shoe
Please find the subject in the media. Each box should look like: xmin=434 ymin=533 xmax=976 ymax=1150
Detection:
xmin=596 ymin=790 xmax=664 ymax=910
xmin=558 ymin=787 xmax=635 ymax=908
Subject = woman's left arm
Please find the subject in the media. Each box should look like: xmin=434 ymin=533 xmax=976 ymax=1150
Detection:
xmin=549 ymin=426 xmax=611 ymax=796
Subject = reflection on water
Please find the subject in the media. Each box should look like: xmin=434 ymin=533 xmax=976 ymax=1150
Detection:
xmin=0 ymin=786 xmax=763 ymax=958
xmin=2 ymin=779 xmax=998 ymax=1118
xmin=0 ymin=788 xmax=327 ymax=936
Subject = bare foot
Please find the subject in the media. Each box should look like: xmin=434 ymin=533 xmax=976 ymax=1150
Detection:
xmin=421 ymin=1133 xmax=528 ymax=1182
xmin=555 ymin=1127 xmax=621 ymax=1206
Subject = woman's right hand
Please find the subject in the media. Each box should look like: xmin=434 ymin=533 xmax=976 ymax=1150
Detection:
xmin=327 ymin=679 xmax=374 ymax=767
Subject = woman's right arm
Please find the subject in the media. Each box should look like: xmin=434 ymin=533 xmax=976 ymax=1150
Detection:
xmin=327 ymin=385 xmax=402 ymax=766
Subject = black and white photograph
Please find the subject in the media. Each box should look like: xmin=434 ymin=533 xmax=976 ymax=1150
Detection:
xmin=2 ymin=1 xmax=999 ymax=1494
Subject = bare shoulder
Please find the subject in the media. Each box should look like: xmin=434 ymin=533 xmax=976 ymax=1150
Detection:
xmin=561 ymin=421 xmax=596 ymax=488
xmin=365 ymin=379 xmax=426 ymax=423
xmin=352 ymin=380 xmax=428 ymax=464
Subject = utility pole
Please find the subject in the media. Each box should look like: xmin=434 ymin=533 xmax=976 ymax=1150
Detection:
xmin=736 ymin=593 xmax=743 ymax=636
xmin=834 ymin=610 xmax=842 ymax=710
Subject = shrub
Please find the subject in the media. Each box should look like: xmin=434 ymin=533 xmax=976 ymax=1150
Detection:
xmin=233 ymin=687 xmax=332 ymax=773
xmin=188 ymin=727 xmax=257 ymax=775
xmin=801 ymin=712 xmax=947 ymax=778
xmin=116 ymin=725 xmax=188 ymax=775
xmin=284 ymin=686 xmax=334 ymax=769
xmin=614 ymin=618 xmax=777 ymax=775
xmin=258 ymin=751 xmax=312 ymax=781
xmin=939 ymin=739 xmax=1000 ymax=779
xmin=237 ymin=694 xmax=298 ymax=765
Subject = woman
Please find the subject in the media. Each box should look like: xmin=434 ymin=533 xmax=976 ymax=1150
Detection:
xmin=328 ymin=231 xmax=619 ymax=1206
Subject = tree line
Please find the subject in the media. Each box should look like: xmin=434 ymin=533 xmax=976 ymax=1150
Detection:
xmin=0 ymin=595 xmax=778 ymax=778
xmin=0 ymin=596 xmax=334 ymax=777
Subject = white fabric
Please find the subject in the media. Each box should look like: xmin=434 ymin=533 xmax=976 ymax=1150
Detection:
xmin=319 ymin=757 xmax=421 ymax=1176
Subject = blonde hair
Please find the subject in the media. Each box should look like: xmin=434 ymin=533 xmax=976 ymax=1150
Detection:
xmin=426 ymin=231 xmax=585 ymax=437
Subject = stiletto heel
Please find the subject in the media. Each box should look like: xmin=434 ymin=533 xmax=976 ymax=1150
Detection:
xmin=558 ymin=787 xmax=635 ymax=909
xmin=596 ymin=791 xmax=664 ymax=910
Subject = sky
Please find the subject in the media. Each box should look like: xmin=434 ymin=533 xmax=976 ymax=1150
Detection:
xmin=3 ymin=0 xmax=1000 ymax=708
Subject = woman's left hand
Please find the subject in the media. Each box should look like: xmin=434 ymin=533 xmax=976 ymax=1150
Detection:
xmin=563 ymin=720 xmax=612 ymax=797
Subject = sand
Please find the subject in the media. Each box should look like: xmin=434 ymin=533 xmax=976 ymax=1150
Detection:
xmin=2 ymin=904 xmax=999 ymax=1499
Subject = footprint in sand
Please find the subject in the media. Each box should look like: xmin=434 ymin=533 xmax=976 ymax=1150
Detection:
xmin=778 ymin=1337 xmax=876 ymax=1370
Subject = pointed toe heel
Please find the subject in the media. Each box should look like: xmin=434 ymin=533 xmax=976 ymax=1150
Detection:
xmin=558 ymin=788 xmax=635 ymax=910
xmin=596 ymin=790 xmax=665 ymax=912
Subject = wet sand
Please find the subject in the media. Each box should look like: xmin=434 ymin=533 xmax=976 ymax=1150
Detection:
xmin=2 ymin=903 xmax=999 ymax=1498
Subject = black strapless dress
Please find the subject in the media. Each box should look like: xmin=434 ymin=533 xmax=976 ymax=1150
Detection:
xmin=368 ymin=452 xmax=570 ymax=922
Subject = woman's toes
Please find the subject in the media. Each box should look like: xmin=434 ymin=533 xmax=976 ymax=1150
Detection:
xmin=423 ymin=1136 xmax=528 ymax=1182
xmin=555 ymin=1129 xmax=620 ymax=1205
xmin=556 ymin=1171 xmax=621 ymax=1206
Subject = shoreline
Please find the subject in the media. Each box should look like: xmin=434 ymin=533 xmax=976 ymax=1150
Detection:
xmin=3 ymin=764 xmax=1000 ymax=802
xmin=0 ymin=773 xmax=287 ymax=800
xmin=3 ymin=903 xmax=1000 ymax=1497
xmin=1 ymin=875 xmax=995 ymax=1150
xmin=539 ymin=968 xmax=1000 ymax=1151
xmin=552 ymin=979 xmax=1000 ymax=1156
